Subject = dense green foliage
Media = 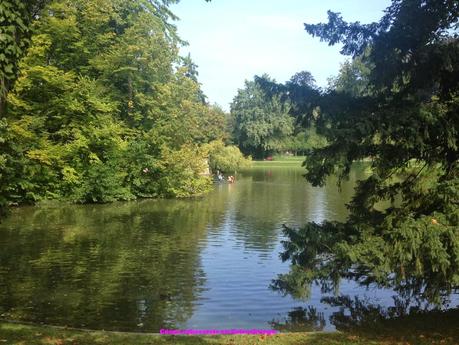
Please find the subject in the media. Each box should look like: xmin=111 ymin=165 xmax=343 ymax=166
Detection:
xmin=205 ymin=140 xmax=251 ymax=174
xmin=231 ymin=75 xmax=294 ymax=159
xmin=275 ymin=0 xmax=459 ymax=304
xmin=0 ymin=0 xmax=49 ymax=117
xmin=230 ymin=74 xmax=326 ymax=159
xmin=0 ymin=0 xmax=246 ymax=217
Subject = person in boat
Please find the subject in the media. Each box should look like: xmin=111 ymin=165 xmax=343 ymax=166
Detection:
xmin=217 ymin=170 xmax=223 ymax=182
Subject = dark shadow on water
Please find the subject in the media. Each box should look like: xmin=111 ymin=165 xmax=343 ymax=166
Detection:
xmin=322 ymin=295 xmax=459 ymax=336
xmin=272 ymin=294 xmax=459 ymax=342
xmin=269 ymin=306 xmax=326 ymax=332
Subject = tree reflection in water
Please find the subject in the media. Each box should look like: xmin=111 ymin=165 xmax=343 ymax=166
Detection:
xmin=322 ymin=295 xmax=459 ymax=335
xmin=271 ymin=294 xmax=459 ymax=338
xmin=270 ymin=306 xmax=325 ymax=332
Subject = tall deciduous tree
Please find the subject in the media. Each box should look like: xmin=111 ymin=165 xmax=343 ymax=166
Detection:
xmin=276 ymin=0 xmax=459 ymax=304
xmin=0 ymin=0 xmax=48 ymax=116
xmin=231 ymin=75 xmax=294 ymax=158
xmin=1 ymin=0 xmax=228 ymax=218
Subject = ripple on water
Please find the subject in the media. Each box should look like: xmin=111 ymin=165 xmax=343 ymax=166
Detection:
xmin=0 ymin=166 xmax=457 ymax=332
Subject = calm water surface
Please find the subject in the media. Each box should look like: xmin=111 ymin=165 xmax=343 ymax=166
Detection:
xmin=0 ymin=165 xmax=456 ymax=332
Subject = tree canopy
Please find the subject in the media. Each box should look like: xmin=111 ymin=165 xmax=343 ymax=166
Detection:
xmin=230 ymin=74 xmax=326 ymax=158
xmin=230 ymin=75 xmax=294 ymax=159
xmin=275 ymin=0 xmax=459 ymax=304
xmin=0 ymin=0 xmax=244 ymax=218
xmin=0 ymin=1 xmax=50 ymax=116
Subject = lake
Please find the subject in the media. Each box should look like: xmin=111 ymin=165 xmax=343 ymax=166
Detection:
xmin=0 ymin=164 xmax=456 ymax=332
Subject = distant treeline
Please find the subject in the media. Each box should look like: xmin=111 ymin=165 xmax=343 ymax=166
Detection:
xmin=230 ymin=72 xmax=327 ymax=159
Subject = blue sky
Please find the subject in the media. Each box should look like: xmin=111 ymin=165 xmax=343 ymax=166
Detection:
xmin=172 ymin=0 xmax=391 ymax=111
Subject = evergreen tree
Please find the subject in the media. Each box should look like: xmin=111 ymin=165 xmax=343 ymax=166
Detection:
xmin=275 ymin=0 xmax=459 ymax=304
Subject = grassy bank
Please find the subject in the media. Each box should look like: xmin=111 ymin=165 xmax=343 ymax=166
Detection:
xmin=1 ymin=321 xmax=458 ymax=345
xmin=271 ymin=155 xmax=306 ymax=162
xmin=251 ymin=155 xmax=305 ymax=167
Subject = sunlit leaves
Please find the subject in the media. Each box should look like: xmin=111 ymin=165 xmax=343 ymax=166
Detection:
xmin=1 ymin=0 xmax=226 ymax=210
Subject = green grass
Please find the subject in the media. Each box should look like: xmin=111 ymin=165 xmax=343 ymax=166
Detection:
xmin=251 ymin=156 xmax=305 ymax=167
xmin=251 ymin=162 xmax=303 ymax=167
xmin=271 ymin=155 xmax=305 ymax=162
xmin=1 ymin=320 xmax=458 ymax=345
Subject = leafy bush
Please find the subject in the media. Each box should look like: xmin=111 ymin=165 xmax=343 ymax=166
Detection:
xmin=205 ymin=140 xmax=251 ymax=174
xmin=152 ymin=145 xmax=212 ymax=198
xmin=74 ymin=162 xmax=133 ymax=203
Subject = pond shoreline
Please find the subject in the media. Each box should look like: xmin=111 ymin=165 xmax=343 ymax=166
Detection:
xmin=4 ymin=158 xmax=306 ymax=211
xmin=0 ymin=318 xmax=326 ymax=336
xmin=2 ymin=320 xmax=459 ymax=345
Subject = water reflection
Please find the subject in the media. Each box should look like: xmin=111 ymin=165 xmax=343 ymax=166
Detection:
xmin=271 ymin=295 xmax=459 ymax=335
xmin=270 ymin=306 xmax=326 ymax=332
xmin=0 ymin=199 xmax=226 ymax=331
xmin=1 ymin=164 xmax=455 ymax=333
xmin=323 ymin=295 xmax=459 ymax=335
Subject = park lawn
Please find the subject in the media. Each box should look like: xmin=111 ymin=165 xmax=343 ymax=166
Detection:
xmin=251 ymin=162 xmax=303 ymax=167
xmin=251 ymin=156 xmax=305 ymax=167
xmin=271 ymin=155 xmax=306 ymax=162
xmin=1 ymin=321 xmax=458 ymax=345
